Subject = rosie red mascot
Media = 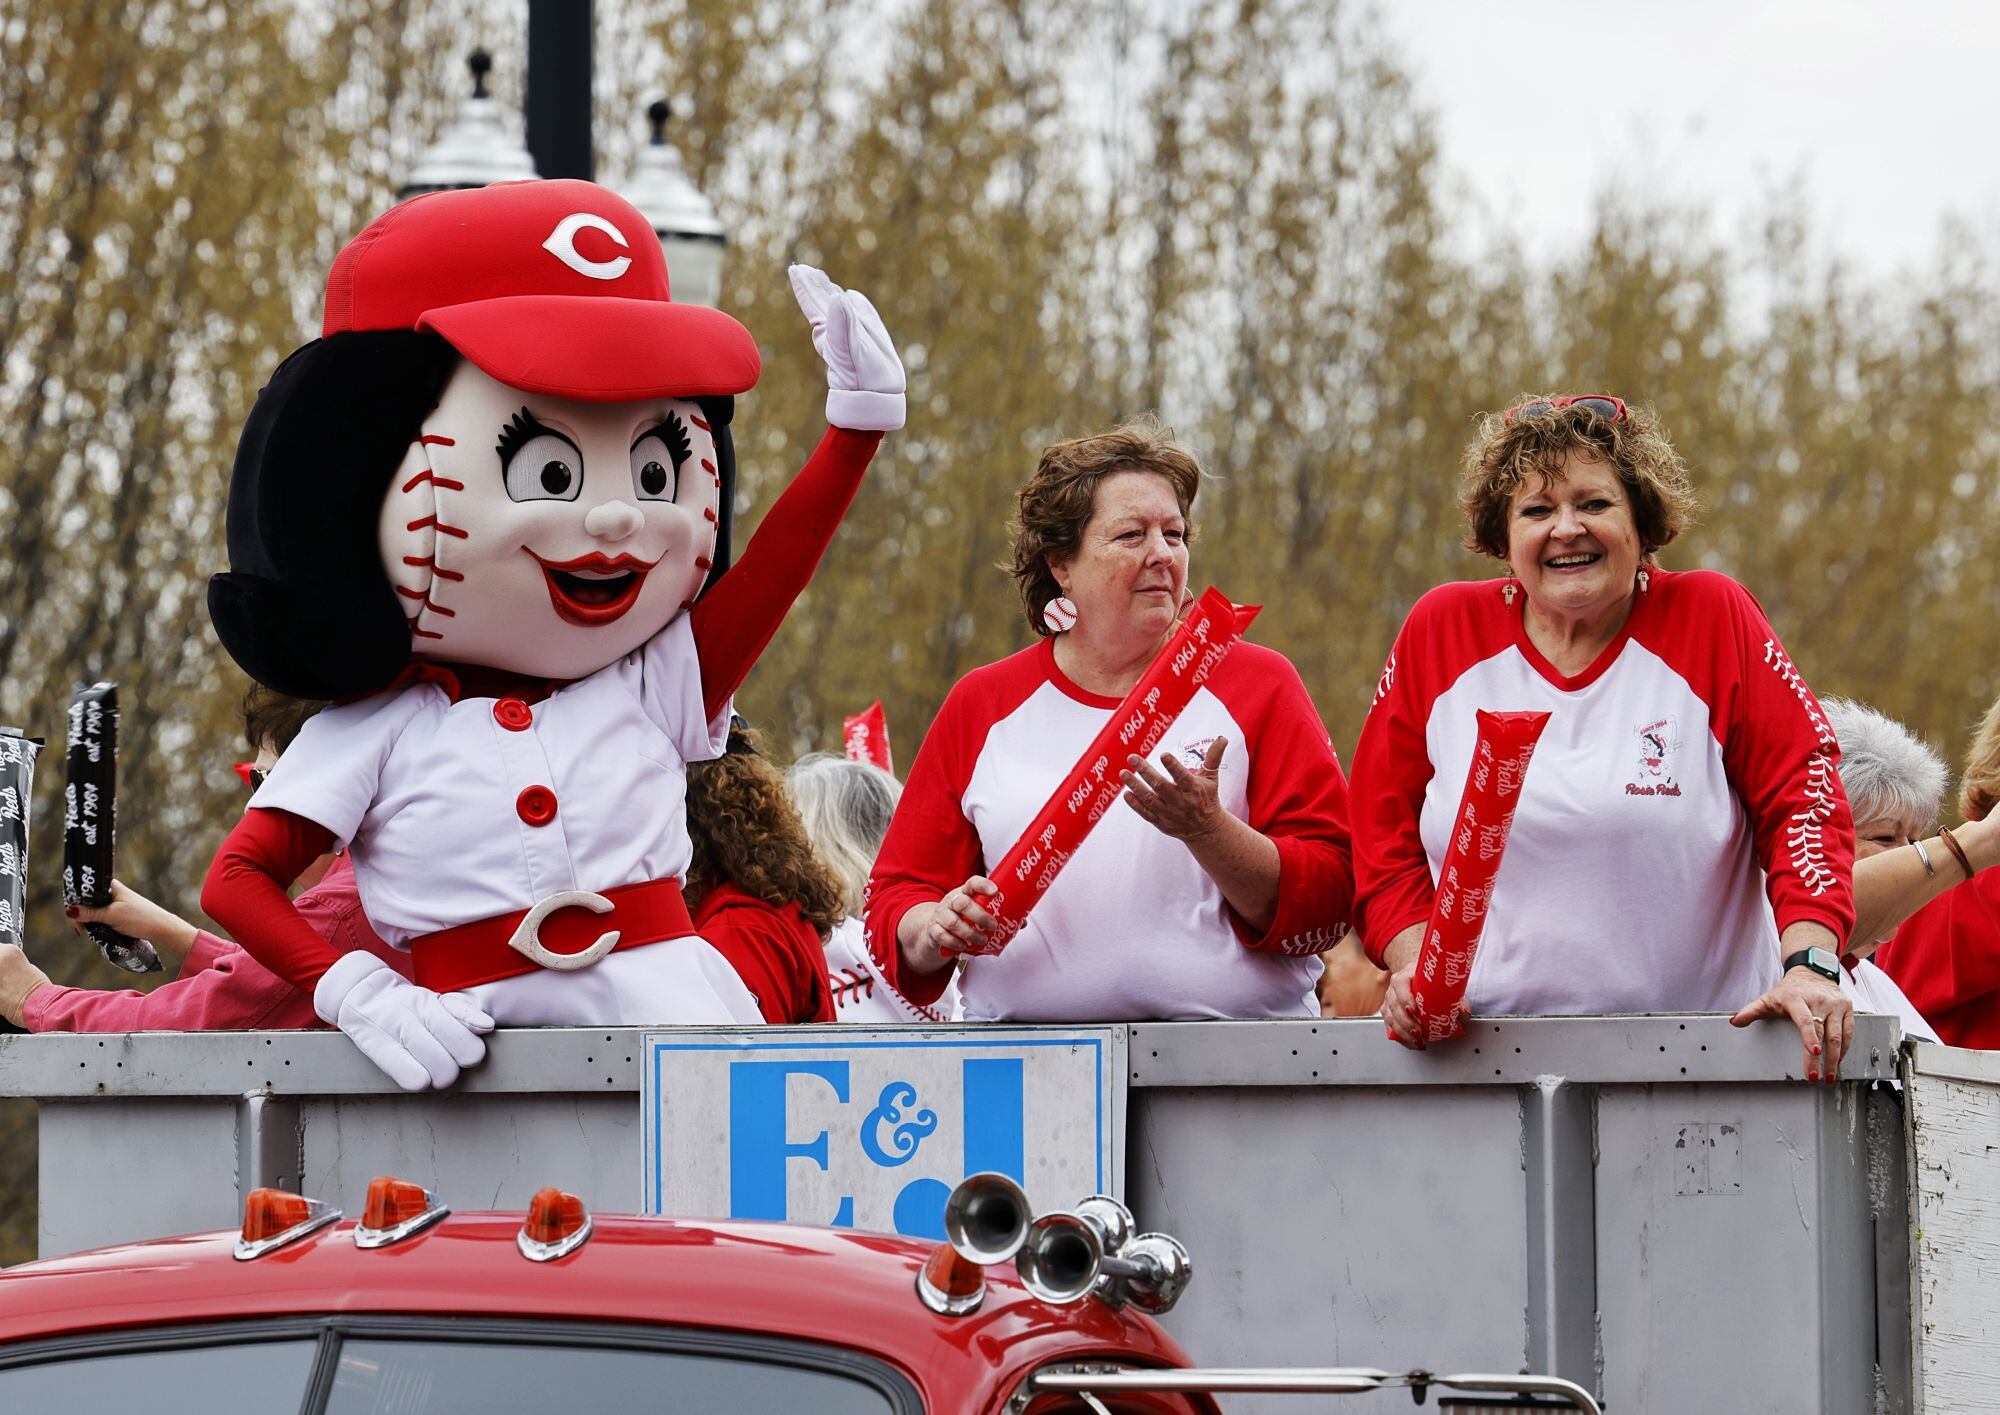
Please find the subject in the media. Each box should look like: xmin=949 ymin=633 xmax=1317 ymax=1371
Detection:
xmin=201 ymin=179 xmax=903 ymax=1089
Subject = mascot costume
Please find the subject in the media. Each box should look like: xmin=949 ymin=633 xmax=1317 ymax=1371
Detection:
xmin=200 ymin=179 xmax=903 ymax=1089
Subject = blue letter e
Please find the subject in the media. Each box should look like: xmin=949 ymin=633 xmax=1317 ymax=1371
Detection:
xmin=729 ymin=1060 xmax=851 ymax=1223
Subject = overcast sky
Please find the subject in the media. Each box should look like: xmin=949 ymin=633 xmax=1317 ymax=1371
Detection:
xmin=1368 ymin=0 xmax=2000 ymax=276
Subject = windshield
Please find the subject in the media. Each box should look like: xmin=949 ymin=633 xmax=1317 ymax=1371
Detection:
xmin=0 ymin=1325 xmax=908 ymax=1415
xmin=325 ymin=1337 xmax=898 ymax=1414
xmin=0 ymin=1337 xmax=319 ymax=1413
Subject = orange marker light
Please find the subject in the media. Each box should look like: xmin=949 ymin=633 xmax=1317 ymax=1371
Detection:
xmin=363 ymin=1176 xmax=431 ymax=1230
xmin=242 ymin=1189 xmax=312 ymax=1244
xmin=355 ymin=1175 xmax=449 ymax=1249
xmin=235 ymin=1188 xmax=340 ymax=1261
xmin=518 ymin=1186 xmax=592 ymax=1261
xmin=916 ymin=1242 xmax=987 ymax=1317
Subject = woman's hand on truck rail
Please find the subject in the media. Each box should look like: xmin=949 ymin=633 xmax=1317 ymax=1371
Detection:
xmin=1730 ymin=923 xmax=1855 ymax=1083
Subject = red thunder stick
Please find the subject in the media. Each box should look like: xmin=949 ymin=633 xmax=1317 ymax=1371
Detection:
xmin=960 ymin=588 xmax=1259 ymax=956
xmin=1400 ymin=708 xmax=1552 ymax=1044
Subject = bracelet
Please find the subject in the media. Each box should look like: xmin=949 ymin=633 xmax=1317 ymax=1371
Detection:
xmin=1938 ymin=825 xmax=1975 ymax=881
xmin=1913 ymin=838 xmax=1937 ymax=878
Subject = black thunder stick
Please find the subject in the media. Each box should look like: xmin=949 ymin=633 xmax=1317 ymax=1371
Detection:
xmin=62 ymin=683 xmax=160 ymax=973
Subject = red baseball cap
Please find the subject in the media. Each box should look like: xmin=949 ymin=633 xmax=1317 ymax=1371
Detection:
xmin=320 ymin=179 xmax=759 ymax=403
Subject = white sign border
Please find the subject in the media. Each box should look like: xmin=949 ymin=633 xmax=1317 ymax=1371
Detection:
xmin=640 ymin=1025 xmax=1128 ymax=1220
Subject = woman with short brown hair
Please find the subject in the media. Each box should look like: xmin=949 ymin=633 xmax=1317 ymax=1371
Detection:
xmin=1351 ymin=394 xmax=1857 ymax=1077
xmin=866 ymin=417 xmax=1353 ymax=1022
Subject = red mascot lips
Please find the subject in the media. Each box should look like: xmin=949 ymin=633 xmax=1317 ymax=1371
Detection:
xmin=525 ymin=550 xmax=656 ymax=627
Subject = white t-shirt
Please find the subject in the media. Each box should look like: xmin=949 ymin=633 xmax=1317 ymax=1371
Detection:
xmin=1843 ymin=958 xmax=1939 ymax=1043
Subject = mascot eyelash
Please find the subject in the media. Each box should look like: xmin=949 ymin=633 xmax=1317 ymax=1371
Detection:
xmin=495 ymin=407 xmax=571 ymax=468
xmin=632 ymin=409 xmax=694 ymax=500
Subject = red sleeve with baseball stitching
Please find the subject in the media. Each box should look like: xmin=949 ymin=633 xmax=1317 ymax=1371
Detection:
xmin=1349 ymin=606 xmax=1443 ymax=966
xmin=1711 ymin=577 xmax=1856 ymax=944
xmin=863 ymin=678 xmax=992 ymax=1008
xmin=199 ymin=807 xmax=343 ymax=991
xmin=690 ymin=427 xmax=883 ymax=720
xmin=1216 ymin=647 xmax=1355 ymax=955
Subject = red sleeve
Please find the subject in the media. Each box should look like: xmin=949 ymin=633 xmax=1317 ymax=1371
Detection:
xmin=1717 ymin=581 xmax=1856 ymax=944
xmin=1877 ymin=873 xmax=2000 ymax=1040
xmin=698 ymin=890 xmax=833 ymax=1024
xmin=690 ymin=427 xmax=883 ymax=720
xmin=199 ymin=807 xmax=343 ymax=991
xmin=22 ymin=947 xmax=305 ymax=1032
xmin=863 ymin=678 xmax=991 ymax=1008
xmin=1348 ymin=612 xmax=1441 ymax=966
xmin=1221 ymin=649 xmax=1355 ymax=955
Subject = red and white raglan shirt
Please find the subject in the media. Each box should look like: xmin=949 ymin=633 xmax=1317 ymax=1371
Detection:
xmin=1350 ymin=569 xmax=1855 ymax=1015
xmin=866 ymin=638 xmax=1354 ymax=1022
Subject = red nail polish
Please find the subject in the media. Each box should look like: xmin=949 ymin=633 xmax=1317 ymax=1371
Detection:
xmin=63 ymin=905 xmax=79 ymax=918
xmin=1807 ymin=1070 xmax=1818 ymax=1081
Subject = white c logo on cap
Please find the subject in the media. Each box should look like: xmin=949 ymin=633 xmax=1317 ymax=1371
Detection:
xmin=541 ymin=212 xmax=632 ymax=281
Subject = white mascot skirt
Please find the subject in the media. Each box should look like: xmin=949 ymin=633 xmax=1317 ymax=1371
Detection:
xmin=462 ymin=935 xmax=765 ymax=1026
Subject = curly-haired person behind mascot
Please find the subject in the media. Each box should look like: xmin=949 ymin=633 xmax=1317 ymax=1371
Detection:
xmin=1350 ymin=393 xmax=1857 ymax=1078
xmin=683 ymin=724 xmax=845 ymax=1024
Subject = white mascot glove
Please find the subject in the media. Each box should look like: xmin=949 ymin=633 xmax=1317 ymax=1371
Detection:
xmin=789 ymin=264 xmax=906 ymax=432
xmin=313 ymin=951 xmax=495 ymax=1092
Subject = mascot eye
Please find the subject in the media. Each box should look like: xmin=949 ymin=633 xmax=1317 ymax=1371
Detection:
xmin=502 ymin=436 xmax=581 ymax=501
xmin=497 ymin=410 xmax=583 ymax=503
xmin=631 ymin=411 xmax=693 ymax=502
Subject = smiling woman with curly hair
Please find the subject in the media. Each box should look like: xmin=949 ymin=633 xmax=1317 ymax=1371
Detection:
xmin=683 ymin=722 xmax=847 ymax=1023
xmin=1350 ymin=393 xmax=1858 ymax=1079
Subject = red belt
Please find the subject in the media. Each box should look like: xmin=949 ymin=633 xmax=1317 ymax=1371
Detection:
xmin=411 ymin=876 xmax=696 ymax=993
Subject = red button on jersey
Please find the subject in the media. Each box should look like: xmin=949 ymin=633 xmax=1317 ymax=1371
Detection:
xmin=516 ymin=785 xmax=558 ymax=826
xmin=494 ymin=698 xmax=533 ymax=731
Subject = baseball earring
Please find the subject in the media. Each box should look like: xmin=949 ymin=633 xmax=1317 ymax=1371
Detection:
xmin=1043 ymin=595 xmax=1079 ymax=634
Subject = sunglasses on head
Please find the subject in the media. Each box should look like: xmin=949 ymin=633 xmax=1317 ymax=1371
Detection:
xmin=1503 ymin=394 xmax=1628 ymax=425
xmin=233 ymin=762 xmax=268 ymax=793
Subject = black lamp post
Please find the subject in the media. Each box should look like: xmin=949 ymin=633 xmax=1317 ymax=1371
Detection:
xmin=526 ymin=0 xmax=593 ymax=181
xmin=618 ymin=100 xmax=727 ymax=308
xmin=398 ymin=50 xmax=537 ymax=200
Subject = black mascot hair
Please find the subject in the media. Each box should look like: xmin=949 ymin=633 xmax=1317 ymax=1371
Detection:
xmin=210 ymin=332 xmax=740 ymax=701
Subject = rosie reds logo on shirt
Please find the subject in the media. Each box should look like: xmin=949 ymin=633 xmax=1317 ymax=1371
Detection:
xmin=1626 ymin=715 xmax=1683 ymax=796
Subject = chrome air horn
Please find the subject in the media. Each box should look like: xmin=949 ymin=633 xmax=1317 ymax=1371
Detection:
xmin=1067 ymin=1195 xmax=1193 ymax=1314
xmin=943 ymin=1170 xmax=1032 ymax=1264
xmin=916 ymin=1174 xmax=1193 ymax=1317
xmin=917 ymin=1172 xmax=1031 ymax=1316
xmin=1016 ymin=1211 xmax=1105 ymax=1304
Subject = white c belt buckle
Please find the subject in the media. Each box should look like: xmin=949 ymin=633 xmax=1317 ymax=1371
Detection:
xmin=508 ymin=890 xmax=621 ymax=972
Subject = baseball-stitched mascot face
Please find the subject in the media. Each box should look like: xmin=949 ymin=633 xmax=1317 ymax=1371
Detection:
xmin=380 ymin=363 xmax=722 ymax=678
xmin=209 ymin=180 xmax=761 ymax=699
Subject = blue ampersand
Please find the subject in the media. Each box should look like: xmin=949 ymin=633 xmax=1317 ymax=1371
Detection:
xmin=859 ymin=1081 xmax=938 ymax=1167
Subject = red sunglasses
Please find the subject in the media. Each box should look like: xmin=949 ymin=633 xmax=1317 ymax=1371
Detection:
xmin=233 ymin=762 xmax=268 ymax=792
xmin=1503 ymin=394 xmax=1628 ymax=424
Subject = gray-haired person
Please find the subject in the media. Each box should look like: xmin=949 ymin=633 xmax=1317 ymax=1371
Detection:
xmin=1826 ymin=697 xmax=1951 ymax=1041
xmin=788 ymin=753 xmax=960 ymax=1023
